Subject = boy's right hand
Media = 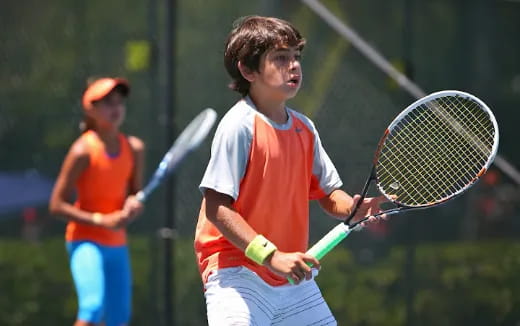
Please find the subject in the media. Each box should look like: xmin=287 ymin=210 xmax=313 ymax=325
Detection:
xmin=263 ymin=250 xmax=320 ymax=285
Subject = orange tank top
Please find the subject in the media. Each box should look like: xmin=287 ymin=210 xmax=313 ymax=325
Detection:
xmin=65 ymin=130 xmax=134 ymax=246
xmin=195 ymin=98 xmax=343 ymax=286
xmin=196 ymin=114 xmax=327 ymax=286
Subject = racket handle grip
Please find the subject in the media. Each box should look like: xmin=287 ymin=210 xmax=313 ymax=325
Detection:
xmin=287 ymin=223 xmax=351 ymax=284
xmin=308 ymin=223 xmax=351 ymax=260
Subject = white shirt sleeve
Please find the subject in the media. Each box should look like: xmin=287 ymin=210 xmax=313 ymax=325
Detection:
xmin=290 ymin=109 xmax=343 ymax=197
xmin=199 ymin=102 xmax=253 ymax=200
xmin=311 ymin=128 xmax=343 ymax=195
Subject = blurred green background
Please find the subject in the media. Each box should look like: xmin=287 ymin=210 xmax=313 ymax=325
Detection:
xmin=1 ymin=0 xmax=519 ymax=325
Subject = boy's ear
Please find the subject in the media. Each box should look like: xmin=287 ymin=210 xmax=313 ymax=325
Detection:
xmin=238 ymin=61 xmax=256 ymax=82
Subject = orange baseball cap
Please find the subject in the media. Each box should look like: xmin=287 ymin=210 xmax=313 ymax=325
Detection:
xmin=82 ymin=77 xmax=130 ymax=110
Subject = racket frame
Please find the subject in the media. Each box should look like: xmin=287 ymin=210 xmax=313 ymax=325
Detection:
xmin=346 ymin=90 xmax=499 ymax=229
xmin=287 ymin=90 xmax=499 ymax=284
xmin=136 ymin=108 xmax=217 ymax=202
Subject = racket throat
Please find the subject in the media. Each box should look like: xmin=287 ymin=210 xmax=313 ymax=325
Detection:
xmin=345 ymin=166 xmax=377 ymax=225
xmin=349 ymin=207 xmax=403 ymax=230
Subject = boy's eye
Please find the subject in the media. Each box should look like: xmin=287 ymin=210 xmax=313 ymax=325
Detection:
xmin=275 ymin=54 xmax=289 ymax=62
xmin=273 ymin=53 xmax=301 ymax=63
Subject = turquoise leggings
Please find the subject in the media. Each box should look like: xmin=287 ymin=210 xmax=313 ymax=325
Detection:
xmin=67 ymin=241 xmax=132 ymax=325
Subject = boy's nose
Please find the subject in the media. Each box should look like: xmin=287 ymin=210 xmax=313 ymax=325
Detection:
xmin=289 ymin=60 xmax=300 ymax=70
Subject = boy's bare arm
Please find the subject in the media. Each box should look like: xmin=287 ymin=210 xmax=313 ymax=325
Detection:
xmin=203 ymin=189 xmax=258 ymax=251
xmin=203 ymin=188 xmax=320 ymax=283
xmin=319 ymin=189 xmax=388 ymax=224
xmin=318 ymin=189 xmax=354 ymax=218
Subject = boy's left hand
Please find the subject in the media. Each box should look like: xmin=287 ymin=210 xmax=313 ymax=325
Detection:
xmin=350 ymin=194 xmax=389 ymax=227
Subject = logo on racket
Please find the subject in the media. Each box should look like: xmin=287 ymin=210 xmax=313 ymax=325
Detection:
xmin=389 ymin=182 xmax=400 ymax=190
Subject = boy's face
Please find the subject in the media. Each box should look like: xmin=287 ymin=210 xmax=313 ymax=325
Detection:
xmin=250 ymin=45 xmax=302 ymax=101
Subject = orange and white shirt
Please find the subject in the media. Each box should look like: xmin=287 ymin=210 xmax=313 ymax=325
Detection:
xmin=195 ymin=97 xmax=342 ymax=286
xmin=65 ymin=130 xmax=134 ymax=246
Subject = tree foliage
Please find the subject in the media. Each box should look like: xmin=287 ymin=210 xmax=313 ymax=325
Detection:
xmin=1 ymin=237 xmax=519 ymax=325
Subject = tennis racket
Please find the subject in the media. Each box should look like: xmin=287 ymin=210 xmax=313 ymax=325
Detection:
xmin=289 ymin=90 xmax=499 ymax=283
xmin=136 ymin=108 xmax=217 ymax=202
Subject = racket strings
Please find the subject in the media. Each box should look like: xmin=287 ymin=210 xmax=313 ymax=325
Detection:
xmin=396 ymin=98 xmax=494 ymax=199
xmin=384 ymin=105 xmax=489 ymax=202
xmin=379 ymin=115 xmax=467 ymax=204
xmin=430 ymin=97 xmax=495 ymax=156
xmin=427 ymin=98 xmax=495 ymax=170
xmin=420 ymin=104 xmax=488 ymax=174
xmin=379 ymin=133 xmax=471 ymax=205
xmin=376 ymin=95 xmax=496 ymax=206
xmin=381 ymin=110 xmax=471 ymax=202
xmin=377 ymin=148 xmax=431 ymax=203
xmin=448 ymin=97 xmax=495 ymax=150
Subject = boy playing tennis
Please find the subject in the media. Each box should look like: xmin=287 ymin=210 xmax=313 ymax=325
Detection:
xmin=195 ymin=16 xmax=386 ymax=325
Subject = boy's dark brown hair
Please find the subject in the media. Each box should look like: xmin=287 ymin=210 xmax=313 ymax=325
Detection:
xmin=224 ymin=16 xmax=306 ymax=96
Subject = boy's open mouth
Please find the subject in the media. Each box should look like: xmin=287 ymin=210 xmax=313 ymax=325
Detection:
xmin=288 ymin=76 xmax=300 ymax=86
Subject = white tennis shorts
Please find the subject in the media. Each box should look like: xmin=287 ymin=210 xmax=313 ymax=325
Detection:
xmin=204 ymin=266 xmax=337 ymax=326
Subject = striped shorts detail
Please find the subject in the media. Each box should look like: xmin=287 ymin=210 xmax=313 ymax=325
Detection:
xmin=204 ymin=266 xmax=336 ymax=326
